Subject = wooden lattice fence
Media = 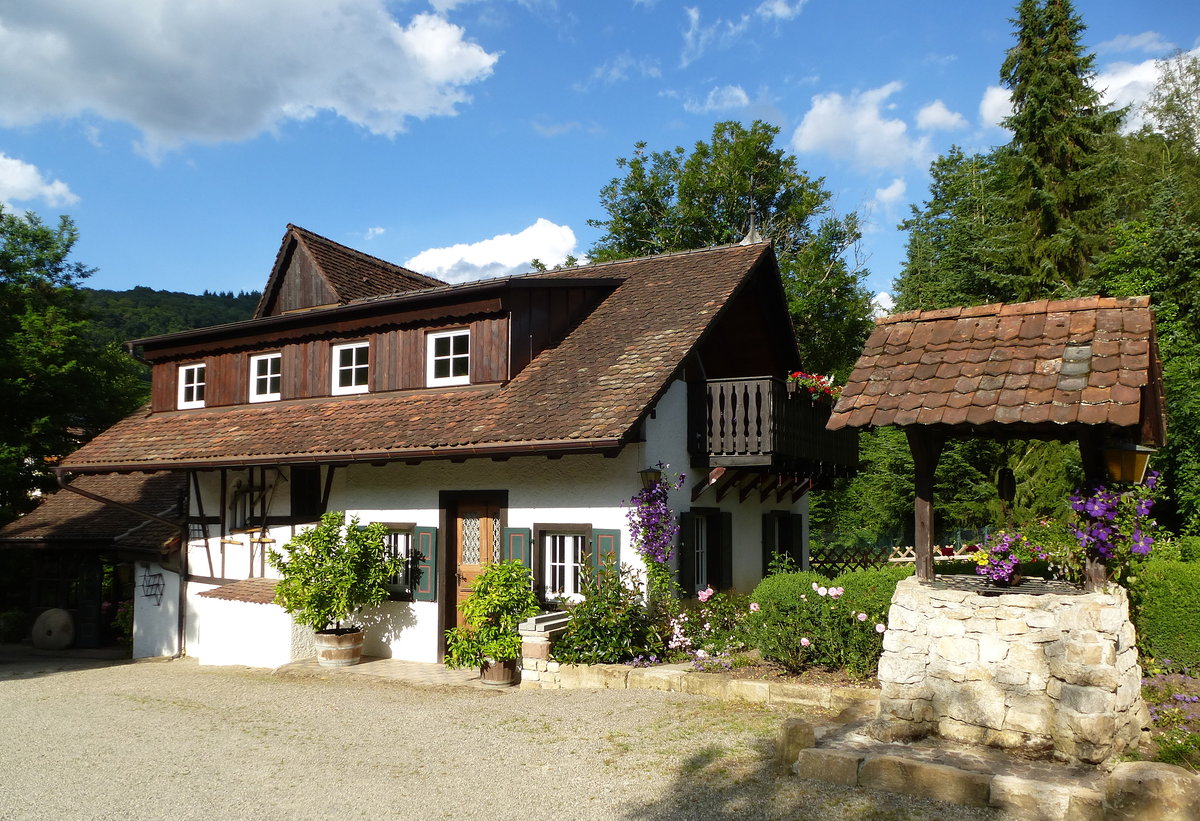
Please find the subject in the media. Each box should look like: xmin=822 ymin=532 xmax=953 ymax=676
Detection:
xmin=887 ymin=544 xmax=977 ymax=564
xmin=807 ymin=544 xmax=889 ymax=577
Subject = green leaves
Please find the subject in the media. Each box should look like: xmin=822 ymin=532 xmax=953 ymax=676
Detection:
xmin=269 ymin=512 xmax=402 ymax=632
xmin=443 ymin=559 xmax=540 ymax=668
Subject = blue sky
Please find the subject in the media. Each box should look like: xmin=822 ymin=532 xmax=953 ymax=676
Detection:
xmin=1 ymin=1 xmax=1197 ymax=307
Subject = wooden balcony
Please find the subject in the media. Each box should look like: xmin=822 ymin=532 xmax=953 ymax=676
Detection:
xmin=689 ymin=377 xmax=858 ymax=475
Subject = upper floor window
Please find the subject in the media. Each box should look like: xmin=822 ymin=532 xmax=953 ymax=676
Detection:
xmin=249 ymin=353 xmax=282 ymax=403
xmin=332 ymin=342 xmax=369 ymax=395
xmin=427 ymin=329 xmax=470 ymax=387
xmin=178 ymin=363 xmax=206 ymax=409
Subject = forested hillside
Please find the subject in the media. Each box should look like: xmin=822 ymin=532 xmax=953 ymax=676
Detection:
xmin=81 ymin=286 xmax=261 ymax=347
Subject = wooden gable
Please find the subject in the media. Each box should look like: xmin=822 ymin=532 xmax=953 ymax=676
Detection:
xmin=257 ymin=236 xmax=340 ymax=317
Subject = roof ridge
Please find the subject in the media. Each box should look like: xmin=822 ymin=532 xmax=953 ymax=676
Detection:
xmin=288 ymin=224 xmax=446 ymax=289
xmin=539 ymin=240 xmax=770 ymax=275
xmin=876 ymin=294 xmax=1152 ymax=325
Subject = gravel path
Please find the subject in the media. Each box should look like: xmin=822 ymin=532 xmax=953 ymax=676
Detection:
xmin=0 ymin=658 xmax=1008 ymax=821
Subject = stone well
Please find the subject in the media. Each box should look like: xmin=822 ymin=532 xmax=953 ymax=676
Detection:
xmin=872 ymin=575 xmax=1149 ymax=764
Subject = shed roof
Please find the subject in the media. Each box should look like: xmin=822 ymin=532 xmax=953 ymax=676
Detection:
xmin=0 ymin=472 xmax=184 ymax=551
xmin=62 ymin=242 xmax=777 ymax=472
xmin=827 ymin=296 xmax=1166 ymax=443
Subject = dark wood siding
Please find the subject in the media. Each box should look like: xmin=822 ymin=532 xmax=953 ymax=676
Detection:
xmin=151 ymin=362 xmax=177 ymax=412
xmin=508 ymin=285 xmax=611 ymax=375
xmin=207 ymin=350 xmax=245 ymax=407
xmin=470 ymin=316 xmax=508 ymax=383
xmin=268 ymin=247 xmax=338 ymax=315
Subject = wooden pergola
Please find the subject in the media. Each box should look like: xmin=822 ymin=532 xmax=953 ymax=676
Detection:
xmin=827 ymin=296 xmax=1167 ymax=588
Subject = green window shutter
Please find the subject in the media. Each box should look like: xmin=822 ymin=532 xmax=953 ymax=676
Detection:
xmin=502 ymin=527 xmax=532 ymax=570
xmin=715 ymin=512 xmax=733 ymax=590
xmin=678 ymin=512 xmax=695 ymax=594
xmin=761 ymin=513 xmax=775 ymax=579
xmin=789 ymin=513 xmax=805 ymax=569
xmin=592 ymin=529 xmax=620 ymax=571
xmin=412 ymin=526 xmax=438 ymax=602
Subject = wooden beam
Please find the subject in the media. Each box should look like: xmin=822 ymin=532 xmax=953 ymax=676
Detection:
xmin=1078 ymin=428 xmax=1110 ymax=591
xmin=790 ymin=477 xmax=814 ymax=504
xmin=906 ymin=428 xmax=945 ymax=583
xmin=738 ymin=473 xmax=764 ymax=502
xmin=713 ymin=469 xmax=740 ymax=503
xmin=774 ymin=475 xmax=797 ymax=503
xmin=691 ymin=467 xmax=728 ymax=502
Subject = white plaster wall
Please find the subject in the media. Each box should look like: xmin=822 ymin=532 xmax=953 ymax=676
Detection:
xmin=132 ymin=562 xmax=180 ymax=659
xmin=358 ymin=601 xmax=440 ymax=663
xmin=190 ymin=593 xmax=313 ymax=668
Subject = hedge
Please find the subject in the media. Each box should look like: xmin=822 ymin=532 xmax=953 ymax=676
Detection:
xmin=830 ymin=565 xmax=914 ymax=619
xmin=1128 ymin=560 xmax=1200 ymax=669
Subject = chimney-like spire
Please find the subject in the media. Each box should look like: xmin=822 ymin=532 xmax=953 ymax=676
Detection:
xmin=739 ymin=208 xmax=763 ymax=245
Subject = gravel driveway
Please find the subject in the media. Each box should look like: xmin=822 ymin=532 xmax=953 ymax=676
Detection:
xmin=0 ymin=657 xmax=1006 ymax=821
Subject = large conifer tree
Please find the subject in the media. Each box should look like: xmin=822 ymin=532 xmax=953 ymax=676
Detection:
xmin=999 ymin=0 xmax=1121 ymax=298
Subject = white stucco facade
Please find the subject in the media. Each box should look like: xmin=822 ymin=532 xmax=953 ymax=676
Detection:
xmin=131 ymin=562 xmax=180 ymax=659
xmin=144 ymin=379 xmax=809 ymax=667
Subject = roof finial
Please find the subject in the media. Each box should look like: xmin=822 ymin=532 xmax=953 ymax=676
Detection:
xmin=740 ymin=208 xmax=763 ymax=245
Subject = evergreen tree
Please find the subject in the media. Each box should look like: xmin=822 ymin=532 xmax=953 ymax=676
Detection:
xmin=999 ymin=0 xmax=1122 ymax=298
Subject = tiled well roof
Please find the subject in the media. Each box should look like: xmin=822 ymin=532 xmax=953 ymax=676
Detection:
xmin=62 ymin=243 xmax=773 ymax=471
xmin=0 ymin=472 xmax=184 ymax=550
xmin=827 ymin=296 xmax=1165 ymax=439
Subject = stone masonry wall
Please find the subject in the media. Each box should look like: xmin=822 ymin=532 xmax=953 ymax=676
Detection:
xmin=875 ymin=575 xmax=1149 ymax=764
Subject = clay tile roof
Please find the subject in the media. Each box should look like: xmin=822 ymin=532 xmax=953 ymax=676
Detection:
xmin=255 ymin=225 xmax=446 ymax=317
xmin=197 ymin=578 xmax=279 ymax=605
xmin=0 ymin=472 xmax=184 ymax=550
xmin=62 ymin=243 xmax=776 ymax=471
xmin=828 ymin=296 xmax=1166 ymax=442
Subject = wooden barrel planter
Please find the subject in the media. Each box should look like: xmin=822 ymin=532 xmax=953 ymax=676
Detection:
xmin=480 ymin=658 xmax=518 ymax=686
xmin=314 ymin=628 xmax=364 ymax=667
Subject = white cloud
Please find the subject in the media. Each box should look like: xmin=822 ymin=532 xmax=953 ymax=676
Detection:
xmin=979 ymin=86 xmax=1012 ymax=130
xmin=584 ymin=52 xmax=662 ymax=87
xmin=916 ymin=100 xmax=966 ymax=131
xmin=684 ymin=85 xmax=750 ymax=113
xmin=404 ymin=218 xmax=578 ymax=283
xmin=872 ymin=292 xmax=894 ymax=318
xmin=365 ymin=227 xmax=385 ymax=240
xmin=680 ymin=7 xmax=750 ymax=68
xmin=0 ymin=152 xmax=79 ymax=207
xmin=757 ymin=0 xmax=805 ymax=21
xmin=791 ymin=82 xmax=930 ymax=170
xmin=873 ymin=178 xmax=906 ymax=207
xmin=1097 ymin=32 xmax=1173 ymax=55
xmin=0 ymin=2 xmax=499 ymax=157
xmin=1096 ymin=57 xmax=1167 ymax=131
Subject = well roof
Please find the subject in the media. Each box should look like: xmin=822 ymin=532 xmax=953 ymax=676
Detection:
xmin=62 ymin=242 xmax=775 ymax=472
xmin=827 ymin=296 xmax=1166 ymax=443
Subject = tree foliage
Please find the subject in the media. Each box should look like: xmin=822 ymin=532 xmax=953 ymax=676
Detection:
xmin=588 ymin=120 xmax=873 ymax=378
xmin=0 ymin=208 xmax=145 ymax=523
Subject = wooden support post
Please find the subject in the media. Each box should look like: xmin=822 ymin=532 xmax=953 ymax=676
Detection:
xmin=906 ymin=428 xmax=945 ymax=583
xmin=1078 ymin=430 xmax=1110 ymax=591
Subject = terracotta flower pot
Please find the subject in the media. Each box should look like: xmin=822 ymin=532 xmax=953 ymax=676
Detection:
xmin=314 ymin=628 xmax=364 ymax=667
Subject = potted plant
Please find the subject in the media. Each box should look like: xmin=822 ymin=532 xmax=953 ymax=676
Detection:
xmin=269 ymin=511 xmax=402 ymax=667
xmin=444 ymin=559 xmax=540 ymax=685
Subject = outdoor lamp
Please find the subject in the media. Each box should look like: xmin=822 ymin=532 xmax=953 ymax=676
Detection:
xmin=638 ymin=467 xmax=662 ymax=490
xmin=1103 ymin=441 xmax=1155 ymax=484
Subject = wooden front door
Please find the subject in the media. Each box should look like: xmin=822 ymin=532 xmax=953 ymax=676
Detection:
xmin=454 ymin=501 xmax=502 ymax=627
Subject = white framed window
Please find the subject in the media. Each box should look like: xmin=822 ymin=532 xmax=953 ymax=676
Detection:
xmin=332 ymin=342 xmax=369 ymax=395
xmin=383 ymin=528 xmax=414 ymax=598
xmin=249 ymin=353 xmax=282 ymax=403
xmin=177 ymin=363 xmax=206 ymax=409
xmin=544 ymin=532 xmax=587 ymax=601
xmin=426 ymin=329 xmax=470 ymax=387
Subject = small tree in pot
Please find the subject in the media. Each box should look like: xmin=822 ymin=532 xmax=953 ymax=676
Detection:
xmin=269 ymin=511 xmax=402 ymax=667
xmin=444 ymin=559 xmax=540 ymax=685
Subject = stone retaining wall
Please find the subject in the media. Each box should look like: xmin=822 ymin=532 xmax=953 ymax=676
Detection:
xmin=874 ymin=576 xmax=1149 ymax=764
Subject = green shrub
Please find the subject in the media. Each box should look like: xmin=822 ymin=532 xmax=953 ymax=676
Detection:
xmin=552 ymin=559 xmax=659 ymax=664
xmin=1177 ymin=536 xmax=1200 ymax=563
xmin=830 ymin=565 xmax=913 ymax=617
xmin=1129 ymin=560 xmax=1200 ymax=669
xmin=747 ymin=571 xmax=829 ymax=675
xmin=669 ymin=588 xmax=753 ymax=658
xmin=444 ymin=560 xmax=541 ymax=669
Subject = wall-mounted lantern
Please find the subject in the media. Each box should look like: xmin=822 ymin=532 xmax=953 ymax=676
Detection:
xmin=638 ymin=467 xmax=663 ymax=491
xmin=1103 ymin=441 xmax=1155 ymax=485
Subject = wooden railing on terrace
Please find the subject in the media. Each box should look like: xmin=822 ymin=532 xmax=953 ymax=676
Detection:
xmin=691 ymin=377 xmax=858 ymax=473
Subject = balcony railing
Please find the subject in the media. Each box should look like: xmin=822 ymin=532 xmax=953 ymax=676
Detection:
xmin=689 ymin=377 xmax=858 ymax=474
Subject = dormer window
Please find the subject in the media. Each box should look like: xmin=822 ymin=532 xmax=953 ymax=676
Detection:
xmin=178 ymin=363 xmax=206 ymax=409
xmin=332 ymin=342 xmax=369 ymax=395
xmin=249 ymin=353 xmax=282 ymax=403
xmin=427 ymin=329 xmax=470 ymax=387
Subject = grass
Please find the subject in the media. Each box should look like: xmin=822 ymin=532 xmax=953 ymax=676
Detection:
xmin=1141 ymin=659 xmax=1200 ymax=772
